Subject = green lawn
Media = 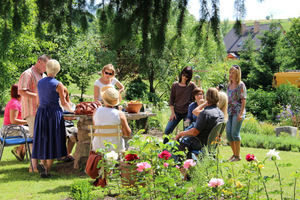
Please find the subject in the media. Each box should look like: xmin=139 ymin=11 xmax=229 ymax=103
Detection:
xmin=0 ymin=145 xmax=299 ymax=199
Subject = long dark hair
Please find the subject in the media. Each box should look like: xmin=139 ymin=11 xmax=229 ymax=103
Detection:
xmin=179 ymin=66 xmax=193 ymax=86
xmin=11 ymin=84 xmax=20 ymax=99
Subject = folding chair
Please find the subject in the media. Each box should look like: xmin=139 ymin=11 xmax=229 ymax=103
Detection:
xmin=88 ymin=125 xmax=124 ymax=152
xmin=189 ymin=121 xmax=227 ymax=158
xmin=0 ymin=125 xmax=33 ymax=165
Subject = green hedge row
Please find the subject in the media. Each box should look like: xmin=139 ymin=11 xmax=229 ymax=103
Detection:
xmin=241 ymin=133 xmax=300 ymax=152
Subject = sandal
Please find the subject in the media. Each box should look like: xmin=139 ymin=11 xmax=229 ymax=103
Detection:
xmin=231 ymin=156 xmax=241 ymax=162
xmin=11 ymin=147 xmax=23 ymax=161
xmin=37 ymin=164 xmax=49 ymax=178
xmin=227 ymin=155 xmax=235 ymax=161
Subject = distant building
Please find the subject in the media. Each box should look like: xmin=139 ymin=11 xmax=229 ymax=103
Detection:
xmin=223 ymin=21 xmax=284 ymax=60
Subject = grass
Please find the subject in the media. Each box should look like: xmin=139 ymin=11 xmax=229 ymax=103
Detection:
xmin=0 ymin=145 xmax=299 ymax=199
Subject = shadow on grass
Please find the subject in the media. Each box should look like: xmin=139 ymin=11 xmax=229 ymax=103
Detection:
xmin=39 ymin=185 xmax=71 ymax=195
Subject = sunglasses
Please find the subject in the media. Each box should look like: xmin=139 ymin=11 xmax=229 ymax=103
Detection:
xmin=104 ymin=71 xmax=113 ymax=76
xmin=182 ymin=73 xmax=189 ymax=78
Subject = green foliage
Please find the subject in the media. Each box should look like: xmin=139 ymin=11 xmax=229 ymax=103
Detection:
xmin=70 ymin=180 xmax=93 ymax=200
xmin=286 ymin=17 xmax=300 ymax=69
xmin=125 ymin=77 xmax=149 ymax=101
xmin=246 ymin=88 xmax=279 ymax=121
xmin=241 ymin=133 xmax=300 ymax=152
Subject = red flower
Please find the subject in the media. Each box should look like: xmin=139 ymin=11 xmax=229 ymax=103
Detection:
xmin=125 ymin=154 xmax=139 ymax=161
xmin=158 ymin=150 xmax=172 ymax=160
xmin=246 ymin=154 xmax=256 ymax=162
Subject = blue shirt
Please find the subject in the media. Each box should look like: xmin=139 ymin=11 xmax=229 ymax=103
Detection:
xmin=186 ymin=102 xmax=198 ymax=122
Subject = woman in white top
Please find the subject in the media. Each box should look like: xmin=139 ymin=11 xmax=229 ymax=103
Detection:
xmin=94 ymin=64 xmax=124 ymax=104
xmin=92 ymin=86 xmax=131 ymax=152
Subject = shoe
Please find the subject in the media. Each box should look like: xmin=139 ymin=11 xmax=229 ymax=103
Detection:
xmin=11 ymin=147 xmax=23 ymax=161
xmin=231 ymin=156 xmax=241 ymax=162
xmin=58 ymin=156 xmax=74 ymax=163
xmin=37 ymin=164 xmax=49 ymax=178
xmin=227 ymin=155 xmax=235 ymax=161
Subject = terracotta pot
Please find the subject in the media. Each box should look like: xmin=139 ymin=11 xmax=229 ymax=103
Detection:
xmin=125 ymin=103 xmax=142 ymax=113
xmin=119 ymin=161 xmax=145 ymax=186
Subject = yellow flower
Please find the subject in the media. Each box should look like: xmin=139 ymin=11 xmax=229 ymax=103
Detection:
xmin=235 ymin=181 xmax=244 ymax=188
xmin=258 ymin=164 xmax=264 ymax=169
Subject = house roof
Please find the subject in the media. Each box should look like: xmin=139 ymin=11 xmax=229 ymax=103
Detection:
xmin=224 ymin=24 xmax=271 ymax=53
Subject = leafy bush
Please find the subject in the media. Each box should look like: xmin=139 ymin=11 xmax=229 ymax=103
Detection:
xmin=241 ymin=114 xmax=260 ymax=134
xmin=246 ymin=88 xmax=279 ymax=122
xmin=70 ymin=180 xmax=93 ymax=200
xmin=241 ymin=133 xmax=300 ymax=152
xmin=125 ymin=77 xmax=149 ymax=101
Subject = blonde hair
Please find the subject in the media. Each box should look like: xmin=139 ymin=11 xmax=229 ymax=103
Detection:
xmin=46 ymin=59 xmax=60 ymax=75
xmin=218 ymin=91 xmax=228 ymax=121
xmin=229 ymin=65 xmax=241 ymax=84
xmin=206 ymin=88 xmax=219 ymax=105
xmin=102 ymin=64 xmax=115 ymax=77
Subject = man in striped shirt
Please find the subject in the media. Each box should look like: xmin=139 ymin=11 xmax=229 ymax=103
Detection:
xmin=18 ymin=54 xmax=51 ymax=172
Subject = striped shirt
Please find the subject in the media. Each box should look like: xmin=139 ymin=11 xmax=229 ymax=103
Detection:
xmin=18 ymin=66 xmax=46 ymax=119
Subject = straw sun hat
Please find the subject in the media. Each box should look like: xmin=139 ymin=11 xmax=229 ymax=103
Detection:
xmin=100 ymin=86 xmax=121 ymax=107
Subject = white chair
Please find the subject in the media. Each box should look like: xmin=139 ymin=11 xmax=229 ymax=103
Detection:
xmin=88 ymin=125 xmax=123 ymax=152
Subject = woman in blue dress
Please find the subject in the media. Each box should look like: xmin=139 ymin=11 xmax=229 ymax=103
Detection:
xmin=32 ymin=59 xmax=74 ymax=178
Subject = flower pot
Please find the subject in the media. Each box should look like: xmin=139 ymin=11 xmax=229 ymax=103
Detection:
xmin=125 ymin=103 xmax=142 ymax=113
xmin=119 ymin=161 xmax=145 ymax=186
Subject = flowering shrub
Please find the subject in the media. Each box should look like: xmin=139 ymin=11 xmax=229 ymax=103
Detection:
xmin=276 ymin=104 xmax=296 ymax=126
xmin=89 ymin=133 xmax=298 ymax=199
xmin=208 ymin=178 xmax=225 ymax=188
xmin=245 ymin=154 xmax=256 ymax=162
xmin=158 ymin=150 xmax=172 ymax=160
xmin=124 ymin=153 xmax=139 ymax=162
xmin=136 ymin=162 xmax=151 ymax=172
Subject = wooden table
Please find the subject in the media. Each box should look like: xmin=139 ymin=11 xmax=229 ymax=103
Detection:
xmin=63 ymin=112 xmax=156 ymax=169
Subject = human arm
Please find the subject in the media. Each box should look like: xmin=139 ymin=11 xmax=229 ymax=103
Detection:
xmin=94 ymin=85 xmax=101 ymax=104
xmin=18 ymin=90 xmax=37 ymax=99
xmin=9 ymin=109 xmax=27 ymax=125
xmin=115 ymin=80 xmax=124 ymax=94
xmin=237 ymin=83 xmax=247 ymax=122
xmin=169 ymin=105 xmax=176 ymax=121
xmin=175 ymin=127 xmax=199 ymax=141
xmin=237 ymin=98 xmax=246 ymax=122
xmin=57 ymin=83 xmax=73 ymax=112
xmin=192 ymin=100 xmax=207 ymax=116
xmin=119 ymin=111 xmax=131 ymax=137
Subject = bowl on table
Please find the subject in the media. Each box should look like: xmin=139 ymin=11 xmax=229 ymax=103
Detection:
xmin=125 ymin=103 xmax=143 ymax=113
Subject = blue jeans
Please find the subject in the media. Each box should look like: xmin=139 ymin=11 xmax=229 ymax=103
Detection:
xmin=226 ymin=114 xmax=245 ymax=142
xmin=163 ymin=112 xmax=187 ymax=144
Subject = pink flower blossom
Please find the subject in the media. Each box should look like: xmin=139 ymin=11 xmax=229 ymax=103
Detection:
xmin=136 ymin=162 xmax=151 ymax=172
xmin=176 ymin=165 xmax=180 ymax=169
xmin=183 ymin=159 xmax=196 ymax=169
xmin=208 ymin=178 xmax=225 ymax=188
xmin=164 ymin=163 xmax=169 ymax=167
xmin=246 ymin=154 xmax=256 ymax=162
xmin=158 ymin=150 xmax=172 ymax=160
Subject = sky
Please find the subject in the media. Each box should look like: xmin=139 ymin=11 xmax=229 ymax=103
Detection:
xmin=188 ymin=0 xmax=300 ymax=21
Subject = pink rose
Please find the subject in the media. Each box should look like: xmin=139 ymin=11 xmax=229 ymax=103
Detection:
xmin=176 ymin=165 xmax=180 ymax=169
xmin=208 ymin=178 xmax=225 ymax=188
xmin=183 ymin=159 xmax=196 ymax=169
xmin=136 ymin=162 xmax=151 ymax=172
xmin=246 ymin=154 xmax=256 ymax=162
xmin=158 ymin=150 xmax=172 ymax=160
xmin=164 ymin=163 xmax=169 ymax=167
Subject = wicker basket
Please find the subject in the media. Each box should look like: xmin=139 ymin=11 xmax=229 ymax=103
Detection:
xmin=125 ymin=103 xmax=143 ymax=113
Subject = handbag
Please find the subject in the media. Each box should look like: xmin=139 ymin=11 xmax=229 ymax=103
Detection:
xmin=85 ymin=150 xmax=107 ymax=187
xmin=74 ymin=101 xmax=101 ymax=116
